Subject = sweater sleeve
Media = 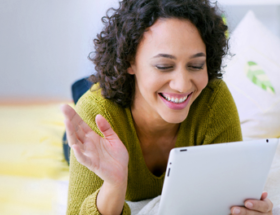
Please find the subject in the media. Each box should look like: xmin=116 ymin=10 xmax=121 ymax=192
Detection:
xmin=203 ymin=80 xmax=243 ymax=145
xmin=66 ymin=90 xmax=131 ymax=215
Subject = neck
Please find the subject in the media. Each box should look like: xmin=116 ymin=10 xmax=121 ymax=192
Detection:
xmin=130 ymin=104 xmax=180 ymax=149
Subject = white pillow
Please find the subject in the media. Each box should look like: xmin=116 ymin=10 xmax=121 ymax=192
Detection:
xmin=223 ymin=11 xmax=280 ymax=139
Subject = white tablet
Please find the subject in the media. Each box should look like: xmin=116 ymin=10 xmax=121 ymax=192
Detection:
xmin=157 ymin=139 xmax=279 ymax=215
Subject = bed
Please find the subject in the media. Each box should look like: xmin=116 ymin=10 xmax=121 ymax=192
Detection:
xmin=0 ymin=103 xmax=69 ymax=215
xmin=0 ymin=102 xmax=279 ymax=215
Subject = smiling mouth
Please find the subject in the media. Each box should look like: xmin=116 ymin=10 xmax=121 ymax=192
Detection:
xmin=159 ymin=93 xmax=192 ymax=104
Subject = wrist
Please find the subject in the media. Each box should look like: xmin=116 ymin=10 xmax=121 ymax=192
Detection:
xmin=104 ymin=174 xmax=128 ymax=191
xmin=97 ymin=178 xmax=127 ymax=215
xmin=107 ymin=167 xmax=128 ymax=188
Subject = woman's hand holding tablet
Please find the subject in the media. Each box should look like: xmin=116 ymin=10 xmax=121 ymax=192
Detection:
xmin=231 ymin=192 xmax=273 ymax=215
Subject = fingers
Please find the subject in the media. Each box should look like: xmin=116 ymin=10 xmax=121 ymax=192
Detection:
xmin=261 ymin=192 xmax=268 ymax=200
xmin=61 ymin=104 xmax=78 ymax=126
xmin=231 ymin=207 xmax=263 ymax=215
xmin=64 ymin=118 xmax=83 ymax=147
xmin=243 ymin=195 xmax=273 ymax=213
xmin=61 ymin=104 xmax=92 ymax=143
xmin=231 ymin=192 xmax=273 ymax=215
xmin=95 ymin=114 xmax=119 ymax=141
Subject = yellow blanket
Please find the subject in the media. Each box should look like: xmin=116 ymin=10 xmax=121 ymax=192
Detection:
xmin=0 ymin=103 xmax=70 ymax=215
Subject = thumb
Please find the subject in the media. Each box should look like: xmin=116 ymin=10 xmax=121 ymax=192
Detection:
xmin=261 ymin=192 xmax=268 ymax=200
xmin=95 ymin=114 xmax=118 ymax=141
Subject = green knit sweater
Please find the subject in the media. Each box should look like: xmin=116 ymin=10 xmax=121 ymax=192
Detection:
xmin=66 ymin=79 xmax=242 ymax=215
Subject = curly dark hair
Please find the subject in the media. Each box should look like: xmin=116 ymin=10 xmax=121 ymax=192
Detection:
xmin=89 ymin=0 xmax=229 ymax=108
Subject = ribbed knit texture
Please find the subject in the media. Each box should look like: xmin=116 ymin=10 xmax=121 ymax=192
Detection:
xmin=66 ymin=79 xmax=242 ymax=214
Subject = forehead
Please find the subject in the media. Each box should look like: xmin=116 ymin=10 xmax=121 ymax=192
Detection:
xmin=137 ymin=18 xmax=206 ymax=58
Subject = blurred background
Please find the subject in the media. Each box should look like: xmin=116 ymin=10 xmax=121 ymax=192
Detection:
xmin=0 ymin=0 xmax=279 ymax=102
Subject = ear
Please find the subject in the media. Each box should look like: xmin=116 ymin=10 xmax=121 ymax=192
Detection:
xmin=127 ymin=66 xmax=135 ymax=75
xmin=127 ymin=65 xmax=135 ymax=75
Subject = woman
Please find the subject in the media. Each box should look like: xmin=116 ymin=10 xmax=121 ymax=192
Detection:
xmin=62 ymin=0 xmax=274 ymax=214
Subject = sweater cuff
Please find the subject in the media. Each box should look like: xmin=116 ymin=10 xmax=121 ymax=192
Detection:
xmin=122 ymin=201 xmax=131 ymax=215
xmin=82 ymin=187 xmax=102 ymax=215
xmin=82 ymin=188 xmax=131 ymax=215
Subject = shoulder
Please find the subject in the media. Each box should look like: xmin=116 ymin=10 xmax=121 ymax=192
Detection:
xmin=204 ymin=79 xmax=238 ymax=123
xmin=206 ymin=79 xmax=242 ymax=142
xmin=75 ymin=83 xmax=125 ymax=136
xmin=75 ymin=83 xmax=136 ymax=150
xmin=195 ymin=79 xmax=237 ymax=117
xmin=188 ymin=79 xmax=242 ymax=144
xmin=202 ymin=79 xmax=233 ymax=107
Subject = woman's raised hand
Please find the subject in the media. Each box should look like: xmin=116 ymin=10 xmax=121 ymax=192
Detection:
xmin=61 ymin=104 xmax=129 ymax=186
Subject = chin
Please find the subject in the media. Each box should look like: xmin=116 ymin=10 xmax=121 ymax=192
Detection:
xmin=160 ymin=111 xmax=189 ymax=124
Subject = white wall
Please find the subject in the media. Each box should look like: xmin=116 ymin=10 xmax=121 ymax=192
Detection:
xmin=0 ymin=0 xmax=119 ymax=100
xmin=221 ymin=5 xmax=280 ymax=37
xmin=0 ymin=0 xmax=279 ymax=100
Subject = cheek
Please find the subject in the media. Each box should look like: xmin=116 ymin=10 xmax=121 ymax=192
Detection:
xmin=135 ymin=68 xmax=160 ymax=99
xmin=138 ymin=69 xmax=163 ymax=91
xmin=197 ymin=70 xmax=209 ymax=90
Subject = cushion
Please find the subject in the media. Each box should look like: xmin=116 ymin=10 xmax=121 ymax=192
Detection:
xmin=223 ymin=11 xmax=280 ymax=139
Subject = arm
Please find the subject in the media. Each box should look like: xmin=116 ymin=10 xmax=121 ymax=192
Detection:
xmin=97 ymin=178 xmax=128 ymax=215
xmin=62 ymin=101 xmax=131 ymax=215
xmin=67 ymin=151 xmax=131 ymax=215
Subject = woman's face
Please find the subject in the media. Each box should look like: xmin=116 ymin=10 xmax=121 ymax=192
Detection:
xmin=128 ymin=18 xmax=208 ymax=124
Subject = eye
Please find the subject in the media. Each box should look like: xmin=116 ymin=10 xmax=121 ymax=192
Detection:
xmin=188 ymin=64 xmax=205 ymax=71
xmin=191 ymin=66 xmax=203 ymax=70
xmin=155 ymin=65 xmax=173 ymax=70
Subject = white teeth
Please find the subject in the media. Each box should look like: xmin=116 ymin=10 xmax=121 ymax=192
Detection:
xmin=161 ymin=94 xmax=189 ymax=104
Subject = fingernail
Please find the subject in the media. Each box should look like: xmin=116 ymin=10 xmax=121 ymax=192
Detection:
xmin=246 ymin=202 xmax=253 ymax=208
xmin=59 ymin=105 xmax=63 ymax=111
xmin=233 ymin=207 xmax=240 ymax=214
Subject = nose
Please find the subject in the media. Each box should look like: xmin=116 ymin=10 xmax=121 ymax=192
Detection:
xmin=169 ymin=67 xmax=192 ymax=93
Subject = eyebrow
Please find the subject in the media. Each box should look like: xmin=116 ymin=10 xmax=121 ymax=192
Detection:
xmin=153 ymin=52 xmax=206 ymax=59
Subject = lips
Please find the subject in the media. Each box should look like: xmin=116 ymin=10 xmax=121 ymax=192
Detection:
xmin=160 ymin=93 xmax=191 ymax=104
xmin=159 ymin=92 xmax=193 ymax=110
